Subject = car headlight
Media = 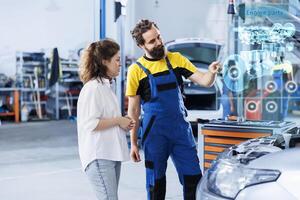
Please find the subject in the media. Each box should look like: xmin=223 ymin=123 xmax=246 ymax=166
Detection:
xmin=207 ymin=159 xmax=281 ymax=199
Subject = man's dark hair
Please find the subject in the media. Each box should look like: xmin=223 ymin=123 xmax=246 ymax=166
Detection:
xmin=131 ymin=19 xmax=159 ymax=46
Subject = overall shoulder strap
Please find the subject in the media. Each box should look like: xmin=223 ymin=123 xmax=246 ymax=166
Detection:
xmin=136 ymin=62 xmax=152 ymax=76
xmin=165 ymin=56 xmax=174 ymax=72
xmin=136 ymin=61 xmax=157 ymax=100
xmin=165 ymin=56 xmax=179 ymax=86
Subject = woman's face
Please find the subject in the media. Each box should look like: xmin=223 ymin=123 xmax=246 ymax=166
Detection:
xmin=105 ymin=51 xmax=121 ymax=78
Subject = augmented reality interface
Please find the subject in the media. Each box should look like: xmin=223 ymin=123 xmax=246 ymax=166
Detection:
xmin=220 ymin=4 xmax=300 ymax=121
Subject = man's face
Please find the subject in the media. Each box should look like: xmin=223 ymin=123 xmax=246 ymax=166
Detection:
xmin=141 ymin=25 xmax=165 ymax=60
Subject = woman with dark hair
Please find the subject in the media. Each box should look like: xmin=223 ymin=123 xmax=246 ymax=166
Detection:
xmin=77 ymin=39 xmax=135 ymax=200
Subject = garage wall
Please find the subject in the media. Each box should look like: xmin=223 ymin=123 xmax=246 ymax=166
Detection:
xmin=0 ymin=0 xmax=228 ymax=76
xmin=0 ymin=0 xmax=98 ymax=76
xmin=125 ymin=0 xmax=229 ymax=58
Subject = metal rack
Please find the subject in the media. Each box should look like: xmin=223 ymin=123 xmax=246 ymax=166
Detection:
xmin=16 ymin=51 xmax=48 ymax=120
xmin=54 ymin=60 xmax=82 ymax=120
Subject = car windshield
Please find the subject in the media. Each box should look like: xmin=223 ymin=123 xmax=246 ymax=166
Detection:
xmin=167 ymin=42 xmax=221 ymax=68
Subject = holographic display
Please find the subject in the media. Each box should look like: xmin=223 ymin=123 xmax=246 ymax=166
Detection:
xmin=221 ymin=21 xmax=298 ymax=121
xmin=238 ymin=23 xmax=296 ymax=44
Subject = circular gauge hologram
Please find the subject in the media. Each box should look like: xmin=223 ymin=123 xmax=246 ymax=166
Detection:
xmin=283 ymin=23 xmax=296 ymax=37
xmin=222 ymin=54 xmax=246 ymax=93
xmin=228 ymin=65 xmax=241 ymax=80
xmin=285 ymin=81 xmax=298 ymax=93
xmin=265 ymin=80 xmax=278 ymax=93
xmin=246 ymin=101 xmax=258 ymax=113
xmin=265 ymin=101 xmax=278 ymax=113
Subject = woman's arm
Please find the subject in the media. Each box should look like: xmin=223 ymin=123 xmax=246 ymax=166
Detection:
xmin=93 ymin=116 xmax=135 ymax=132
xmin=93 ymin=117 xmax=121 ymax=131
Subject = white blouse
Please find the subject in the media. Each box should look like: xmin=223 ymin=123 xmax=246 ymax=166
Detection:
xmin=77 ymin=78 xmax=130 ymax=171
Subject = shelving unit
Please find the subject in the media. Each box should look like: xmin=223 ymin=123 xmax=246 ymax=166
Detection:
xmin=16 ymin=52 xmax=48 ymax=120
xmin=54 ymin=60 xmax=82 ymax=120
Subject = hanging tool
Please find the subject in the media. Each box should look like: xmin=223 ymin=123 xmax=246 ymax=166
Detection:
xmin=65 ymin=91 xmax=76 ymax=121
xmin=29 ymin=75 xmax=39 ymax=119
xmin=34 ymin=67 xmax=43 ymax=119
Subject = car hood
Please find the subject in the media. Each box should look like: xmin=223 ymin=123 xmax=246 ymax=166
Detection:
xmin=248 ymin=148 xmax=300 ymax=171
xmin=247 ymin=147 xmax=300 ymax=199
xmin=218 ymin=133 xmax=300 ymax=171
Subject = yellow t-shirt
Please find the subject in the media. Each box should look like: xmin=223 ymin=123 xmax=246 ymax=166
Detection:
xmin=273 ymin=62 xmax=293 ymax=74
xmin=126 ymin=52 xmax=198 ymax=102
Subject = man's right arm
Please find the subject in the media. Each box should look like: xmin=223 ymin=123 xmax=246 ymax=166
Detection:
xmin=127 ymin=95 xmax=141 ymax=162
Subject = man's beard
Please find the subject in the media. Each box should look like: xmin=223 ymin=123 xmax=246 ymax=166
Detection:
xmin=148 ymin=45 xmax=165 ymax=60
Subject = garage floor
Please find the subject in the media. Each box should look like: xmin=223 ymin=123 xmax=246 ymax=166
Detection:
xmin=0 ymin=120 xmax=182 ymax=200
xmin=0 ymin=115 xmax=299 ymax=200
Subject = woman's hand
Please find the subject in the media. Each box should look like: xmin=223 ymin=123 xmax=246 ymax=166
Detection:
xmin=118 ymin=116 xmax=136 ymax=131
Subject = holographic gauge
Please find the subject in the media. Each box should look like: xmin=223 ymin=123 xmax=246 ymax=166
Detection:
xmin=265 ymin=80 xmax=278 ymax=93
xmin=246 ymin=101 xmax=258 ymax=113
xmin=222 ymin=54 xmax=247 ymax=92
xmin=285 ymin=81 xmax=298 ymax=93
xmin=265 ymin=101 xmax=278 ymax=113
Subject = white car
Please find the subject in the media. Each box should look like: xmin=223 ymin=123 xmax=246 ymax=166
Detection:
xmin=197 ymin=128 xmax=300 ymax=199
xmin=165 ymin=38 xmax=224 ymax=132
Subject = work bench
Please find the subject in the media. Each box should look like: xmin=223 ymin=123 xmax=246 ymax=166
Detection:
xmin=0 ymin=88 xmax=20 ymax=123
xmin=198 ymin=119 xmax=297 ymax=170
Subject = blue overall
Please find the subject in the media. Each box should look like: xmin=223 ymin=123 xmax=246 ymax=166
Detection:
xmin=136 ymin=57 xmax=202 ymax=200
xmin=221 ymin=83 xmax=237 ymax=119
xmin=273 ymin=70 xmax=289 ymax=120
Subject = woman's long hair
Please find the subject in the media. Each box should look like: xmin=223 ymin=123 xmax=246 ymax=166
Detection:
xmin=79 ymin=39 xmax=120 ymax=84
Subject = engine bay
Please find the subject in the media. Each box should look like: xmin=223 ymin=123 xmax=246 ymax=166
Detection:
xmin=221 ymin=127 xmax=300 ymax=165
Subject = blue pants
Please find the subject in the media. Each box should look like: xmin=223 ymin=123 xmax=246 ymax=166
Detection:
xmin=142 ymin=115 xmax=202 ymax=200
xmin=85 ymin=159 xmax=121 ymax=200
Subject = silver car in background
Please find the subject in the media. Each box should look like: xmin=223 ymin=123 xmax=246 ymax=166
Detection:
xmin=197 ymin=128 xmax=300 ymax=200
